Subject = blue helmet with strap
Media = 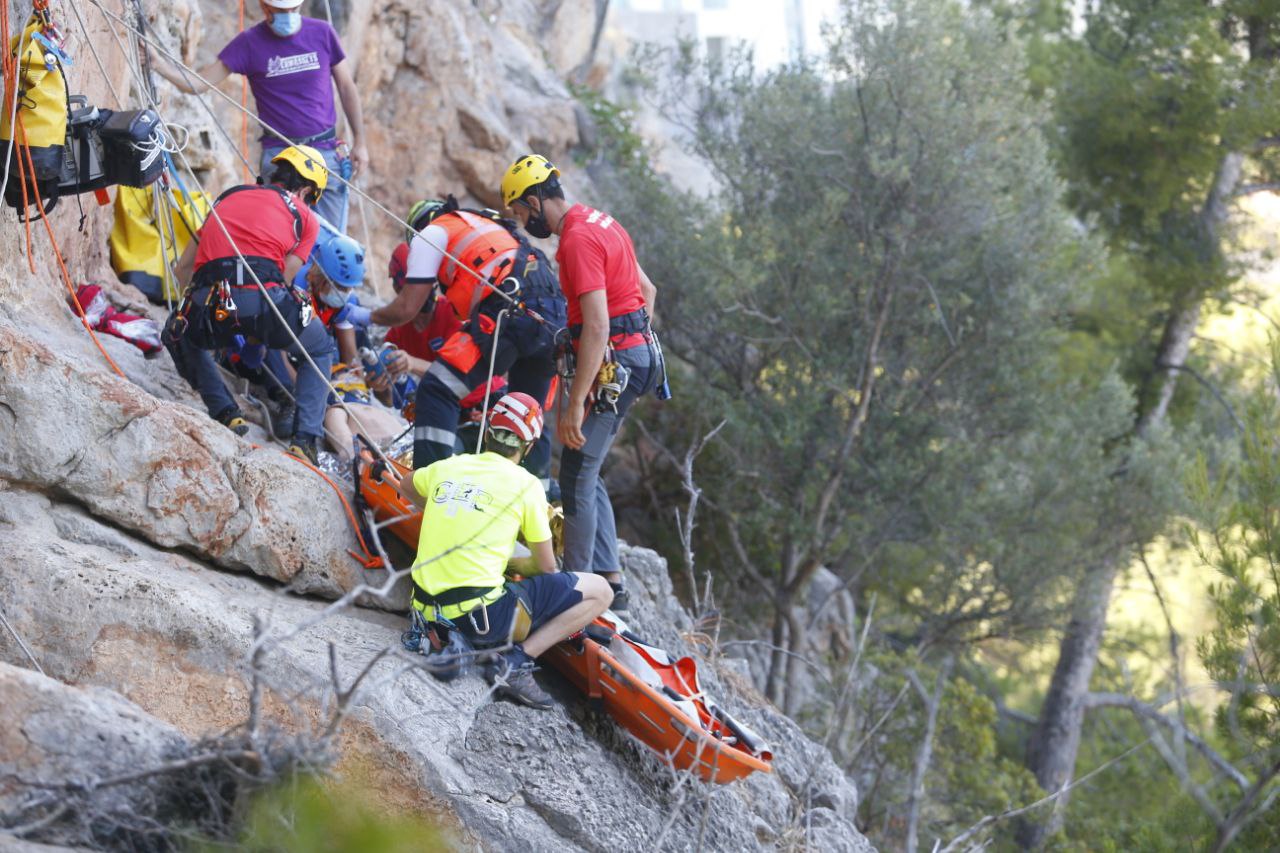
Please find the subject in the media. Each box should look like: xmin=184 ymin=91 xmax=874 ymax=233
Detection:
xmin=315 ymin=233 xmax=366 ymax=289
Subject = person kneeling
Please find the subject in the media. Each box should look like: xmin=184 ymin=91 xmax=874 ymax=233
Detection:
xmin=398 ymin=392 xmax=611 ymax=709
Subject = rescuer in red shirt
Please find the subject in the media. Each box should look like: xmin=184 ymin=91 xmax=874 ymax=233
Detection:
xmin=500 ymin=155 xmax=663 ymax=612
xmin=164 ymin=145 xmax=335 ymax=463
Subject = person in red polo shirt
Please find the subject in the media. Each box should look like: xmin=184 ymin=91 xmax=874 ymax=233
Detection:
xmin=500 ymin=155 xmax=661 ymax=612
xmin=165 ymin=145 xmax=335 ymax=463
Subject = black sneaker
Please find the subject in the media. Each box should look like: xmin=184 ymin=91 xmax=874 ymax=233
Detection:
xmin=216 ymin=409 xmax=250 ymax=437
xmin=271 ymin=401 xmax=296 ymax=441
xmin=493 ymin=659 xmax=554 ymax=710
xmin=288 ymin=437 xmax=319 ymax=465
xmin=608 ymin=582 xmax=630 ymax=613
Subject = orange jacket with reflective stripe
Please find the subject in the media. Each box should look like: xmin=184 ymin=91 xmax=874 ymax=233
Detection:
xmin=436 ymin=211 xmax=520 ymax=321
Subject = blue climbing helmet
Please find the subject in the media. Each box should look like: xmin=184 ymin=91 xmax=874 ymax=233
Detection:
xmin=315 ymin=233 xmax=366 ymax=289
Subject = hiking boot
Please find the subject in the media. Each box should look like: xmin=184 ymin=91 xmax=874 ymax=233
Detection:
xmin=270 ymin=401 xmax=296 ymax=441
xmin=288 ymin=436 xmax=319 ymax=465
xmin=609 ymin=582 xmax=630 ymax=613
xmin=493 ymin=661 xmax=554 ymax=710
xmin=217 ymin=409 xmax=250 ymax=437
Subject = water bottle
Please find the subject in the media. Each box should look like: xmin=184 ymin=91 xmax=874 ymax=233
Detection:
xmin=359 ymin=346 xmax=384 ymax=382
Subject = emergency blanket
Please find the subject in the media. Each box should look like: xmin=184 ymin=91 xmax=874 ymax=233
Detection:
xmin=70 ymin=284 xmax=162 ymax=355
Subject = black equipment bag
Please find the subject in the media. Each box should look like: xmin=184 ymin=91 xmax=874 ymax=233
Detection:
xmin=97 ymin=108 xmax=163 ymax=188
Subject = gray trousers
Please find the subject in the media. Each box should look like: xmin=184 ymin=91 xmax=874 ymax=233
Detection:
xmin=559 ymin=344 xmax=655 ymax=575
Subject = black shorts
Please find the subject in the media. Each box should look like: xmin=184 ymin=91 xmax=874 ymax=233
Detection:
xmin=455 ymin=572 xmax=583 ymax=647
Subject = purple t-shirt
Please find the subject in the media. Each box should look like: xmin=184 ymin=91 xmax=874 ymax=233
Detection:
xmin=218 ymin=18 xmax=345 ymax=149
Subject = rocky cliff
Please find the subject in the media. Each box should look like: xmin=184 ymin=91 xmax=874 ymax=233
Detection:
xmin=0 ymin=0 xmax=873 ymax=849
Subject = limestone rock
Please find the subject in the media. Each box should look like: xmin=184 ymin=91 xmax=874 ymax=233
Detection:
xmin=0 ymin=322 xmax=402 ymax=606
xmin=0 ymin=662 xmax=191 ymax=848
xmin=0 ymin=489 xmax=873 ymax=850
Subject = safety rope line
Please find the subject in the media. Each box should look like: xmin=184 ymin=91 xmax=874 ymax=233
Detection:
xmin=86 ymin=0 xmax=562 ymax=329
xmin=15 ymin=114 xmax=128 ymax=377
xmin=0 ymin=1 xmax=124 ymax=375
xmin=83 ymin=6 xmax=384 ymax=441
xmin=475 ymin=309 xmax=507 ymax=453
xmin=83 ymin=3 xmax=401 ymax=471
xmin=0 ymin=1 xmax=34 ymax=209
xmin=0 ymin=604 xmax=45 ymax=676
xmin=265 ymin=445 xmax=385 ymax=570
xmin=64 ymin=4 xmax=406 ymax=569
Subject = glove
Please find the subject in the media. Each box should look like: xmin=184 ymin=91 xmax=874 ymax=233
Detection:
xmin=337 ymin=301 xmax=372 ymax=328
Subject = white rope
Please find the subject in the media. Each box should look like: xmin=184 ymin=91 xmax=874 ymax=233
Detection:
xmin=80 ymin=0 xmax=394 ymax=465
xmin=475 ymin=308 xmax=506 ymax=453
xmin=87 ymin=0 xmax=552 ymax=324
xmin=0 ymin=605 xmax=45 ymax=676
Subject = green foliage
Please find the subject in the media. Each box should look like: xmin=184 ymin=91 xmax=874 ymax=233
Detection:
xmin=1182 ymin=338 xmax=1280 ymax=842
xmin=190 ymin=774 xmax=449 ymax=853
xmin=593 ymin=0 xmax=1178 ymax=653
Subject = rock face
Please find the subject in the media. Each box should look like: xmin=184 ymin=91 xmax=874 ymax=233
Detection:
xmin=0 ymin=489 xmax=872 ymax=850
xmin=0 ymin=0 xmax=874 ymax=850
xmin=0 ymin=661 xmax=192 ymax=849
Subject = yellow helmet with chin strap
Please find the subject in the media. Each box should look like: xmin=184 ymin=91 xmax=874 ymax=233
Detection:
xmin=271 ymin=144 xmax=329 ymax=202
xmin=501 ymin=154 xmax=560 ymax=207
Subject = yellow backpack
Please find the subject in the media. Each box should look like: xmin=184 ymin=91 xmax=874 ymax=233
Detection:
xmin=1 ymin=13 xmax=69 ymax=207
xmin=109 ymin=185 xmax=211 ymax=304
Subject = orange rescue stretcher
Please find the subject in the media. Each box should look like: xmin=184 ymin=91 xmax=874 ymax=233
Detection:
xmin=353 ymin=441 xmax=773 ymax=784
xmin=547 ymin=613 xmax=773 ymax=784
xmin=352 ymin=439 xmax=421 ymax=551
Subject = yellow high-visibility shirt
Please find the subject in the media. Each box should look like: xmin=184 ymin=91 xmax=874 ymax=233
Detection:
xmin=410 ymin=452 xmax=551 ymax=596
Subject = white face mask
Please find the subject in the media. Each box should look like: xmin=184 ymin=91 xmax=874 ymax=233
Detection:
xmin=319 ymin=284 xmax=349 ymax=309
xmin=268 ymin=11 xmax=301 ymax=37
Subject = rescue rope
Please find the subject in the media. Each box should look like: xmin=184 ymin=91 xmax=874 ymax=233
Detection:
xmin=0 ymin=1 xmax=36 ymax=208
xmin=475 ymin=308 xmax=507 ymax=453
xmin=14 ymin=114 xmax=127 ymax=378
xmin=237 ymin=0 xmax=250 ymax=183
xmin=0 ymin=0 xmax=127 ymax=376
xmin=0 ymin=604 xmax=45 ymax=676
xmin=76 ymin=3 xmax=398 ymax=471
xmin=268 ymin=445 xmax=385 ymax=570
xmin=60 ymin=5 xmax=411 ymax=570
xmin=86 ymin=0 xmax=563 ymax=330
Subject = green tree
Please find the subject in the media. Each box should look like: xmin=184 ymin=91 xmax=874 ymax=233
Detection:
xmin=1188 ymin=341 xmax=1280 ymax=850
xmin=593 ymin=0 xmax=1171 ymax=716
xmin=1007 ymin=0 xmax=1280 ymax=841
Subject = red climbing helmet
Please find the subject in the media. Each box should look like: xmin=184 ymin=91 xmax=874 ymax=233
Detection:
xmin=487 ymin=392 xmax=543 ymax=445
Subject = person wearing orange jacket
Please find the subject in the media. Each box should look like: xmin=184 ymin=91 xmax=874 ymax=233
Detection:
xmin=361 ymin=197 xmax=566 ymax=481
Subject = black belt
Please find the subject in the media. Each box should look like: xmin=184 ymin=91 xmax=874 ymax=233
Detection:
xmin=264 ymin=127 xmax=336 ymax=147
xmin=192 ymin=255 xmax=284 ymax=288
xmin=411 ymin=580 xmax=499 ymax=609
xmin=570 ymin=307 xmax=649 ymax=340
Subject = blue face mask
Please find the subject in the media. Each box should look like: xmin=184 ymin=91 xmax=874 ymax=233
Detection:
xmin=268 ymin=11 xmax=301 ymax=37
xmin=319 ymin=285 xmax=350 ymax=309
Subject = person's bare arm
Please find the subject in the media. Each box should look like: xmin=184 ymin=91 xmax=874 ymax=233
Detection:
xmin=638 ymin=263 xmax=657 ymax=317
xmin=335 ymin=326 xmax=358 ymax=364
xmin=399 ymin=472 xmax=427 ymax=509
xmin=531 ymin=538 xmax=557 ymax=575
xmin=153 ymin=55 xmax=232 ymax=95
xmin=558 ymin=290 xmax=608 ymax=450
xmin=173 ymin=239 xmax=198 ymax=286
xmin=331 ymin=62 xmax=367 ymax=178
xmin=371 ymin=285 xmax=432 ymax=327
xmin=283 ymin=254 xmax=305 ymax=284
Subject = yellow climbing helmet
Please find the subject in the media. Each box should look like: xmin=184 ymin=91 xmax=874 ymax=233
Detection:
xmin=271 ymin=144 xmax=329 ymax=201
xmin=501 ymin=154 xmax=560 ymax=207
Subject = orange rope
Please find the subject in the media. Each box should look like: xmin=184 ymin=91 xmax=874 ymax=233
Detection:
xmin=273 ymin=448 xmax=385 ymax=570
xmin=16 ymin=116 xmax=127 ymax=379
